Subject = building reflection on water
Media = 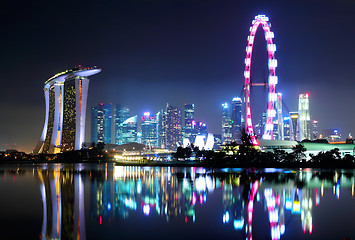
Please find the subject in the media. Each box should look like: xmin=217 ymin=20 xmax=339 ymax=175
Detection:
xmin=37 ymin=165 xmax=86 ymax=240
xmin=1 ymin=165 xmax=354 ymax=239
xmin=88 ymin=166 xmax=355 ymax=240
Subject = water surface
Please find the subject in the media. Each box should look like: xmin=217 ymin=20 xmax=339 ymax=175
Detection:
xmin=0 ymin=164 xmax=354 ymax=240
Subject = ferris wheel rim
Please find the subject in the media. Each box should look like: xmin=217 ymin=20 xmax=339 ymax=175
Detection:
xmin=243 ymin=15 xmax=278 ymax=145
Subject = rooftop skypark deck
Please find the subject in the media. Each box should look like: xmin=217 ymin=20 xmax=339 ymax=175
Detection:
xmin=44 ymin=66 xmax=101 ymax=88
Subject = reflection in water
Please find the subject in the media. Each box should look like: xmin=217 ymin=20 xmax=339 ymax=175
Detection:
xmin=0 ymin=165 xmax=354 ymax=239
xmin=37 ymin=165 xmax=86 ymax=240
xmin=89 ymin=166 xmax=355 ymax=240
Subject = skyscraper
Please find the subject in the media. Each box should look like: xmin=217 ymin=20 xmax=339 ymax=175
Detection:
xmin=283 ymin=116 xmax=292 ymax=141
xmin=222 ymin=102 xmax=232 ymax=144
xmin=158 ymin=109 xmax=167 ymax=148
xmin=162 ymin=104 xmax=182 ymax=150
xmin=255 ymin=112 xmax=267 ymax=139
xmin=312 ymin=120 xmax=318 ymax=140
xmin=120 ymin=115 xmax=138 ymax=144
xmin=231 ymin=97 xmax=242 ymax=142
xmin=91 ymin=103 xmax=112 ymax=144
xmin=195 ymin=121 xmax=208 ymax=137
xmin=91 ymin=107 xmax=98 ymax=143
xmin=275 ymin=93 xmax=284 ymax=140
xmin=35 ymin=66 xmax=101 ymax=154
xmin=141 ymin=112 xmax=159 ymax=147
xmin=298 ymin=93 xmax=311 ymax=141
xmin=103 ymin=104 xmax=112 ymax=143
xmin=114 ymin=105 xmax=130 ymax=145
xmin=183 ymin=104 xmax=195 ymax=143
xmin=290 ymin=112 xmax=299 ymax=141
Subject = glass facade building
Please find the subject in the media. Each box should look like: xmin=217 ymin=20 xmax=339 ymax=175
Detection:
xmin=120 ymin=116 xmax=138 ymax=144
xmin=114 ymin=105 xmax=130 ymax=145
xmin=158 ymin=109 xmax=167 ymax=148
xmin=275 ymin=93 xmax=284 ymax=140
xmin=159 ymin=105 xmax=182 ymax=150
xmin=231 ymin=97 xmax=242 ymax=142
xmin=183 ymin=104 xmax=195 ymax=143
xmin=283 ymin=116 xmax=292 ymax=141
xmin=91 ymin=103 xmax=112 ymax=144
xmin=298 ymin=94 xmax=311 ymax=141
xmin=290 ymin=112 xmax=299 ymax=141
xmin=222 ymin=102 xmax=232 ymax=144
xmin=195 ymin=121 xmax=207 ymax=137
xmin=141 ymin=112 xmax=159 ymax=147
xmin=312 ymin=120 xmax=318 ymax=140
xmin=91 ymin=107 xmax=98 ymax=143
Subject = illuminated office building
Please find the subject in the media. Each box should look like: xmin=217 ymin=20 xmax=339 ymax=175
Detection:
xmin=114 ymin=105 xmax=130 ymax=145
xmin=141 ymin=112 xmax=159 ymax=147
xmin=137 ymin=132 xmax=142 ymax=144
xmin=256 ymin=112 xmax=267 ymax=139
xmin=273 ymin=119 xmax=279 ymax=140
xmin=183 ymin=104 xmax=195 ymax=143
xmin=35 ymin=66 xmax=101 ymax=154
xmin=254 ymin=121 xmax=263 ymax=139
xmin=290 ymin=112 xmax=299 ymax=141
xmin=231 ymin=97 xmax=242 ymax=142
xmin=276 ymin=93 xmax=284 ymax=140
xmin=157 ymin=110 xmax=166 ymax=148
xmin=283 ymin=116 xmax=292 ymax=141
xmin=159 ymin=104 xmax=182 ymax=150
xmin=262 ymin=112 xmax=267 ymax=133
xmin=312 ymin=120 xmax=318 ymax=140
xmin=91 ymin=103 xmax=112 ymax=144
xmin=120 ymin=116 xmax=138 ymax=144
xmin=91 ymin=107 xmax=98 ymax=143
xmin=214 ymin=134 xmax=222 ymax=149
xmin=165 ymin=105 xmax=182 ymax=150
xmin=195 ymin=121 xmax=208 ymax=137
xmin=222 ymin=102 xmax=233 ymax=144
xmin=298 ymin=94 xmax=311 ymax=141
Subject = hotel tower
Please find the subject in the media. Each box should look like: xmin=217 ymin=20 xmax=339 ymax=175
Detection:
xmin=34 ymin=66 xmax=101 ymax=154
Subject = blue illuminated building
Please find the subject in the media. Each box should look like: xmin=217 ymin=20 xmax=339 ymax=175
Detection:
xmin=91 ymin=103 xmax=112 ymax=144
xmin=222 ymin=102 xmax=232 ymax=144
xmin=141 ymin=112 xmax=159 ymax=147
xmin=283 ymin=116 xmax=291 ymax=141
xmin=195 ymin=121 xmax=207 ymax=137
xmin=231 ymin=97 xmax=242 ymax=142
xmin=91 ymin=107 xmax=98 ymax=143
xmin=114 ymin=105 xmax=130 ymax=145
xmin=183 ymin=104 xmax=195 ymax=143
xmin=120 ymin=116 xmax=138 ymax=144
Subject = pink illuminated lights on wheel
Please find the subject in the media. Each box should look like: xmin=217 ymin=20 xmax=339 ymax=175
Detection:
xmin=247 ymin=181 xmax=259 ymax=240
xmin=244 ymin=15 xmax=278 ymax=145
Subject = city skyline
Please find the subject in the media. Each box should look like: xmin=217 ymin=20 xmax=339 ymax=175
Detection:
xmin=1 ymin=0 xmax=355 ymax=151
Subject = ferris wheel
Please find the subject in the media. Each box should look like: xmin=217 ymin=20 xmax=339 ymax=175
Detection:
xmin=244 ymin=15 xmax=278 ymax=145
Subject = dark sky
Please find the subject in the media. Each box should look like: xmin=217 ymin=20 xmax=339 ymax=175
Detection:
xmin=1 ymin=0 xmax=355 ymax=152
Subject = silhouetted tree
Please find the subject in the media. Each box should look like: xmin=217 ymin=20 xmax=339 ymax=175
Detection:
xmin=240 ymin=128 xmax=253 ymax=146
xmin=292 ymin=144 xmax=307 ymax=161
xmin=273 ymin=149 xmax=289 ymax=162
xmin=237 ymin=128 xmax=258 ymax=162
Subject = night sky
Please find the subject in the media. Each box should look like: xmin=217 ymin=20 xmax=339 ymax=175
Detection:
xmin=1 ymin=0 xmax=355 ymax=152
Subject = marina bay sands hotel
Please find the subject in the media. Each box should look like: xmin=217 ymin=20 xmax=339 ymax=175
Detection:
xmin=34 ymin=66 xmax=101 ymax=154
